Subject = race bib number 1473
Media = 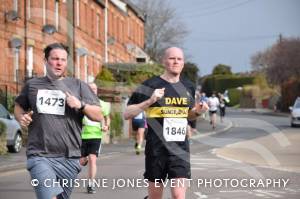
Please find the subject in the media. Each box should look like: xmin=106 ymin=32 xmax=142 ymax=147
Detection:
xmin=36 ymin=90 xmax=66 ymax=115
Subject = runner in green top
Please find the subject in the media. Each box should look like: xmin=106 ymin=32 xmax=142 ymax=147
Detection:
xmin=82 ymin=99 xmax=111 ymax=139
xmin=81 ymin=82 xmax=111 ymax=194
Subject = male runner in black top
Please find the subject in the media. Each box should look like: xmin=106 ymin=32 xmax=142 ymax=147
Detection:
xmin=124 ymin=47 xmax=208 ymax=199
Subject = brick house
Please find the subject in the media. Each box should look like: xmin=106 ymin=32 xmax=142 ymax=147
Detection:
xmin=0 ymin=0 xmax=147 ymax=97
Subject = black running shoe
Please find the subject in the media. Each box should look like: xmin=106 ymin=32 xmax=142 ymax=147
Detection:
xmin=79 ymin=157 xmax=88 ymax=166
xmin=87 ymin=186 xmax=96 ymax=194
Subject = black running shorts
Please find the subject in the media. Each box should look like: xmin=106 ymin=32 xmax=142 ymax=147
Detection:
xmin=144 ymin=153 xmax=191 ymax=182
xmin=81 ymin=139 xmax=102 ymax=157
xmin=209 ymin=110 xmax=217 ymax=115
xmin=132 ymin=119 xmax=146 ymax=131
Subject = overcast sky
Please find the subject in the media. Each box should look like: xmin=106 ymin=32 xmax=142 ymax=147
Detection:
xmin=170 ymin=0 xmax=300 ymax=75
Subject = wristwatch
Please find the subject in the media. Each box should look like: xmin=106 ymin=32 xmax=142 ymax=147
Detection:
xmin=79 ymin=101 xmax=86 ymax=111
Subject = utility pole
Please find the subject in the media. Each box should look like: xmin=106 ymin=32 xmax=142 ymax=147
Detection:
xmin=279 ymin=33 xmax=283 ymax=44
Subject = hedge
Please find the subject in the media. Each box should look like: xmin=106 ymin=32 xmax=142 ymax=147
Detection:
xmin=202 ymin=75 xmax=254 ymax=96
xmin=280 ymin=79 xmax=300 ymax=111
xmin=0 ymin=121 xmax=7 ymax=155
xmin=110 ymin=111 xmax=123 ymax=138
xmin=227 ymin=88 xmax=242 ymax=107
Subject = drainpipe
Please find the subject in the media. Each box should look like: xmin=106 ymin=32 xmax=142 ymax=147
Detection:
xmin=67 ymin=0 xmax=75 ymax=77
xmin=104 ymin=0 xmax=108 ymax=63
xmin=24 ymin=0 xmax=28 ymax=82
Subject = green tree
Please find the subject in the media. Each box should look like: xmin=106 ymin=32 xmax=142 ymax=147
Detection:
xmin=96 ymin=67 xmax=115 ymax=81
xmin=250 ymin=37 xmax=300 ymax=110
xmin=182 ymin=62 xmax=199 ymax=84
xmin=212 ymin=64 xmax=232 ymax=75
xmin=95 ymin=67 xmax=116 ymax=87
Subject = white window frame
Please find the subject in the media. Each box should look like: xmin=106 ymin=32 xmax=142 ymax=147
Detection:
xmin=95 ymin=59 xmax=100 ymax=77
xmin=43 ymin=0 xmax=46 ymax=25
xmin=76 ymin=0 xmax=80 ymax=27
xmin=127 ymin=20 xmax=131 ymax=38
xmin=13 ymin=48 xmax=20 ymax=82
xmin=96 ymin=13 xmax=100 ymax=39
xmin=84 ymin=55 xmax=88 ymax=82
xmin=43 ymin=63 xmax=47 ymax=76
xmin=55 ymin=0 xmax=59 ymax=30
xmin=90 ymin=53 xmax=95 ymax=79
xmin=27 ymin=0 xmax=31 ymax=19
xmin=13 ymin=0 xmax=18 ymax=12
xmin=27 ymin=46 xmax=33 ymax=78
xmin=76 ymin=55 xmax=80 ymax=79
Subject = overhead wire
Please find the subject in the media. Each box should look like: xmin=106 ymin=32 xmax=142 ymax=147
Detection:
xmin=182 ymin=0 xmax=256 ymax=17
xmin=192 ymin=34 xmax=278 ymax=42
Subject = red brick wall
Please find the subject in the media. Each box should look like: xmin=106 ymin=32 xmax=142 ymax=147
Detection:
xmin=107 ymin=0 xmax=145 ymax=63
xmin=0 ymin=0 xmax=145 ymax=95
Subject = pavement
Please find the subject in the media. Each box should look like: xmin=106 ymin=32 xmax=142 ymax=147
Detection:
xmin=234 ymin=107 xmax=290 ymax=117
xmin=214 ymin=108 xmax=300 ymax=173
xmin=0 ymin=108 xmax=281 ymax=174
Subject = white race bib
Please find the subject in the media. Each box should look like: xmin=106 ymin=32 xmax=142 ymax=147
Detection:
xmin=163 ymin=118 xmax=187 ymax=142
xmin=36 ymin=90 xmax=66 ymax=115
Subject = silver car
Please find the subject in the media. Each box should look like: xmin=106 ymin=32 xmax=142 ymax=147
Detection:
xmin=290 ymin=97 xmax=300 ymax=127
xmin=0 ymin=104 xmax=23 ymax=152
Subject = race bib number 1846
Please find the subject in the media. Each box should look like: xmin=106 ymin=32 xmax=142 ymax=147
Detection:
xmin=163 ymin=118 xmax=187 ymax=142
xmin=36 ymin=90 xmax=66 ymax=115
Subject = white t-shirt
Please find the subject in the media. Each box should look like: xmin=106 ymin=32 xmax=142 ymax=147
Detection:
xmin=208 ymin=96 xmax=220 ymax=111
xmin=134 ymin=112 xmax=144 ymax=120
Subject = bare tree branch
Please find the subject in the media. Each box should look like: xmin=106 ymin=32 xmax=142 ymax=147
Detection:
xmin=132 ymin=0 xmax=188 ymax=61
xmin=251 ymin=37 xmax=300 ymax=85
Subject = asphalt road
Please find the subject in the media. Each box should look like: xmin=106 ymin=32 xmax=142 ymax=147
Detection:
xmin=0 ymin=109 xmax=299 ymax=199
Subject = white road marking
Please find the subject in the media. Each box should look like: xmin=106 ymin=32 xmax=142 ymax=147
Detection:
xmin=254 ymin=190 xmax=281 ymax=198
xmin=254 ymin=193 xmax=267 ymax=198
xmin=284 ymin=188 xmax=298 ymax=193
xmin=192 ymin=162 xmax=217 ymax=165
xmin=190 ymin=158 xmax=216 ymax=161
xmin=194 ymin=192 xmax=208 ymax=198
xmin=0 ymin=169 xmax=26 ymax=177
xmin=191 ymin=167 xmax=206 ymax=170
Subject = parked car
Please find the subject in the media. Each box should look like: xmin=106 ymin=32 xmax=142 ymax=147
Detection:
xmin=0 ymin=104 xmax=23 ymax=152
xmin=289 ymin=97 xmax=300 ymax=127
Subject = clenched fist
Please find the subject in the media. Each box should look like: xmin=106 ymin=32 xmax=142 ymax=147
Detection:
xmin=150 ymin=88 xmax=165 ymax=103
xmin=194 ymin=101 xmax=209 ymax=115
xmin=65 ymin=92 xmax=81 ymax=109
xmin=19 ymin=111 xmax=33 ymax=128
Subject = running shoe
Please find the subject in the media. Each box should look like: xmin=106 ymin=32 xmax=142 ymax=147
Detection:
xmin=87 ymin=185 xmax=96 ymax=194
xmin=136 ymin=144 xmax=141 ymax=155
xmin=79 ymin=157 xmax=88 ymax=166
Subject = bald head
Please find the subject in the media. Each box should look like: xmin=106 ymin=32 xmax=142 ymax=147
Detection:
xmin=162 ymin=47 xmax=184 ymax=62
xmin=161 ymin=47 xmax=185 ymax=77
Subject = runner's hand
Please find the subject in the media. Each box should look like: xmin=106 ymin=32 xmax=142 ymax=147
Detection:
xmin=65 ymin=92 xmax=81 ymax=109
xmin=194 ymin=102 xmax=209 ymax=115
xmin=150 ymin=88 xmax=165 ymax=103
xmin=102 ymin=125 xmax=109 ymax=132
xmin=19 ymin=111 xmax=33 ymax=128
